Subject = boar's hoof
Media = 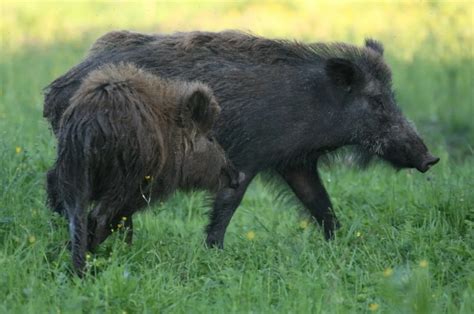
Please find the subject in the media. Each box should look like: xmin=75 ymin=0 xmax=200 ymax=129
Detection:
xmin=205 ymin=236 xmax=224 ymax=249
xmin=323 ymin=219 xmax=341 ymax=240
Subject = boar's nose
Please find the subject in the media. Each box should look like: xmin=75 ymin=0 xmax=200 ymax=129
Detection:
xmin=417 ymin=155 xmax=440 ymax=173
xmin=229 ymin=172 xmax=246 ymax=189
xmin=222 ymin=163 xmax=246 ymax=189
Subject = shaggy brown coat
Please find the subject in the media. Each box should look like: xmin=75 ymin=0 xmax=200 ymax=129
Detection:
xmin=47 ymin=62 xmax=240 ymax=275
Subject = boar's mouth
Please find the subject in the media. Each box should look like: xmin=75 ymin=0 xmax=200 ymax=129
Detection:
xmin=354 ymin=143 xmax=440 ymax=173
xmin=380 ymin=149 xmax=440 ymax=173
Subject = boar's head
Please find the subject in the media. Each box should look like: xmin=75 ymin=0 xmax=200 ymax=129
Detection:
xmin=177 ymin=83 xmax=243 ymax=190
xmin=325 ymin=39 xmax=439 ymax=172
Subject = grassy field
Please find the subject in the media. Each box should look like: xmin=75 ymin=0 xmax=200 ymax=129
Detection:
xmin=1 ymin=1 xmax=473 ymax=313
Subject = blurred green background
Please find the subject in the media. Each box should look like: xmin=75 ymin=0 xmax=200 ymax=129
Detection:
xmin=1 ymin=1 xmax=473 ymax=313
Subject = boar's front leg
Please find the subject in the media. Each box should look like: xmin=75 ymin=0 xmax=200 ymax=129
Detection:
xmin=279 ymin=164 xmax=340 ymax=239
xmin=206 ymin=172 xmax=255 ymax=249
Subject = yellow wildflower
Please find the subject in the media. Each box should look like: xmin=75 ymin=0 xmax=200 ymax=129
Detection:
xmin=15 ymin=146 xmax=22 ymax=154
xmin=356 ymin=231 xmax=362 ymax=237
xmin=246 ymin=231 xmax=256 ymax=240
xmin=121 ymin=216 xmax=127 ymax=221
xmin=299 ymin=220 xmax=309 ymax=229
xmin=369 ymin=303 xmax=379 ymax=312
xmin=86 ymin=253 xmax=91 ymax=260
xmin=28 ymin=235 xmax=36 ymax=244
xmin=419 ymin=259 xmax=428 ymax=268
xmin=145 ymin=175 xmax=151 ymax=180
xmin=383 ymin=267 xmax=393 ymax=277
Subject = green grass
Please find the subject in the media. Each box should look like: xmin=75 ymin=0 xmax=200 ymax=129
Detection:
xmin=1 ymin=2 xmax=473 ymax=313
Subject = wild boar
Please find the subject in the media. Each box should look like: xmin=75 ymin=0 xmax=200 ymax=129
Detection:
xmin=47 ymin=62 xmax=241 ymax=274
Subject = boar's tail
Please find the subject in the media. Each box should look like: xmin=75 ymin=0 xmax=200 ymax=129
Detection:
xmin=55 ymin=62 xmax=164 ymax=275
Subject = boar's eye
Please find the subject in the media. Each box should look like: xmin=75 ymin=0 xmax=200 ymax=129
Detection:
xmin=207 ymin=135 xmax=215 ymax=143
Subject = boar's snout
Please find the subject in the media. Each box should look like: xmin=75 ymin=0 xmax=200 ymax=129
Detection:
xmin=416 ymin=154 xmax=440 ymax=173
xmin=231 ymin=172 xmax=246 ymax=189
xmin=221 ymin=163 xmax=245 ymax=189
xmin=378 ymin=117 xmax=440 ymax=174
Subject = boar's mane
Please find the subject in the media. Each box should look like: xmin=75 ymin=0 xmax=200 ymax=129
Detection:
xmin=89 ymin=30 xmax=391 ymax=85
xmin=166 ymin=31 xmax=391 ymax=84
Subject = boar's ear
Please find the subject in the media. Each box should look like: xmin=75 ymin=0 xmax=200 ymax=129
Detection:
xmin=325 ymin=58 xmax=364 ymax=92
xmin=365 ymin=38 xmax=384 ymax=56
xmin=180 ymin=85 xmax=220 ymax=133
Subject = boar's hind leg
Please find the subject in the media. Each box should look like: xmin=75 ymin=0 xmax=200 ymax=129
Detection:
xmin=46 ymin=168 xmax=65 ymax=216
xmin=279 ymin=165 xmax=340 ymax=239
xmin=66 ymin=203 xmax=88 ymax=276
xmin=102 ymin=214 xmax=133 ymax=246
xmin=88 ymin=209 xmax=134 ymax=251
xmin=206 ymin=172 xmax=255 ymax=249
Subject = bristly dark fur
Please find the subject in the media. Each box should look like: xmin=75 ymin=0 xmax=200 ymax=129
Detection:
xmin=364 ymin=38 xmax=384 ymax=56
xmin=44 ymin=30 xmax=438 ymax=252
xmin=47 ymin=62 xmax=239 ymax=275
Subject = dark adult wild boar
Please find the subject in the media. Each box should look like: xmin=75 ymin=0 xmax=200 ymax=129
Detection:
xmin=44 ymin=31 xmax=439 ymax=249
xmin=47 ymin=62 xmax=241 ymax=274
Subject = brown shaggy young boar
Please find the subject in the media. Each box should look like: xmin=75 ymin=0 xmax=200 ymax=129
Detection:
xmin=47 ymin=62 xmax=241 ymax=275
